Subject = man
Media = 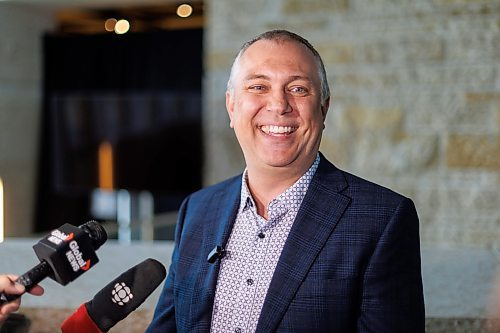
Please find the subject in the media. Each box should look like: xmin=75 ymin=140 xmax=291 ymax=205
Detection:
xmin=147 ymin=29 xmax=425 ymax=332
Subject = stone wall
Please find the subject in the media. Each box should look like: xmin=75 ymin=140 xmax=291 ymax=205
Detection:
xmin=0 ymin=4 xmax=55 ymax=236
xmin=203 ymin=0 xmax=500 ymax=249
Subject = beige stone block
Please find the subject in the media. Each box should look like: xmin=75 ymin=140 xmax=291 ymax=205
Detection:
xmin=465 ymin=92 xmax=500 ymax=104
xmin=316 ymin=42 xmax=354 ymax=64
xmin=1 ymin=161 xmax=36 ymax=236
xmin=206 ymin=51 xmax=237 ymax=71
xmin=344 ymin=105 xmax=403 ymax=131
xmin=336 ymin=71 xmax=399 ymax=89
xmin=282 ymin=0 xmax=349 ymax=13
xmin=0 ymin=92 xmax=41 ymax=162
xmin=414 ymin=187 xmax=441 ymax=211
xmin=319 ymin=136 xmax=350 ymax=167
xmin=425 ymin=224 xmax=467 ymax=247
xmin=495 ymin=34 xmax=500 ymax=59
xmin=0 ymin=5 xmax=54 ymax=83
xmin=446 ymin=33 xmax=497 ymax=61
xmin=433 ymin=0 xmax=499 ymax=6
xmin=450 ymin=91 xmax=497 ymax=128
xmin=361 ymin=42 xmax=389 ymax=63
xmin=447 ymin=134 xmax=500 ymax=169
xmin=400 ymin=64 xmax=496 ymax=87
xmin=324 ymin=102 xmax=440 ymax=175
xmin=203 ymin=131 xmax=244 ymax=185
xmin=270 ymin=20 xmax=330 ymax=36
xmin=463 ymin=220 xmax=500 ymax=247
xmin=399 ymin=38 xmax=444 ymax=63
xmin=439 ymin=188 xmax=500 ymax=211
xmin=497 ymin=104 xmax=500 ymax=126
xmin=405 ymin=90 xmax=497 ymax=131
xmin=325 ymin=130 xmax=438 ymax=177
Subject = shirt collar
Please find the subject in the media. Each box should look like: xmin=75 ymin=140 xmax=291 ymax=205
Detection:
xmin=238 ymin=153 xmax=321 ymax=214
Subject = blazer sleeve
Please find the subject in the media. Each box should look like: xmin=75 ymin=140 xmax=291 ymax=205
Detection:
xmin=357 ymin=197 xmax=425 ymax=333
xmin=145 ymin=196 xmax=190 ymax=333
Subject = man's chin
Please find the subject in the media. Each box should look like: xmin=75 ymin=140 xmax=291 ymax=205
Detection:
xmin=258 ymin=154 xmax=303 ymax=170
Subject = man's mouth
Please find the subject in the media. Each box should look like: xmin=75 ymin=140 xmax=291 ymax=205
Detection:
xmin=260 ymin=125 xmax=297 ymax=135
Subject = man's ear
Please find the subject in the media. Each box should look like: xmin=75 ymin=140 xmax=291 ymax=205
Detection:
xmin=321 ymin=97 xmax=330 ymax=120
xmin=226 ymin=90 xmax=235 ymax=128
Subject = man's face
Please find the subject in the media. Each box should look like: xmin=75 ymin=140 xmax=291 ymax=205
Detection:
xmin=226 ymin=39 xmax=329 ymax=174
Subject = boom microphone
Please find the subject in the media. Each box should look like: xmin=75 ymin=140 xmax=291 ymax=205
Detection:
xmin=60 ymin=258 xmax=166 ymax=333
xmin=0 ymin=221 xmax=107 ymax=305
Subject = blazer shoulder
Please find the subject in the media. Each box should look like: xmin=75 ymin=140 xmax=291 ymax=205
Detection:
xmin=318 ymin=156 xmax=411 ymax=210
xmin=345 ymin=171 xmax=407 ymax=199
xmin=188 ymin=174 xmax=242 ymax=201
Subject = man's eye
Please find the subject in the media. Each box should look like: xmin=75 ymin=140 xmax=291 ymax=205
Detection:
xmin=290 ymin=86 xmax=308 ymax=94
xmin=249 ymin=85 xmax=266 ymax=91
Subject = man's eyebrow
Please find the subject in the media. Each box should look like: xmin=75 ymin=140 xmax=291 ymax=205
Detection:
xmin=243 ymin=74 xmax=270 ymax=81
xmin=288 ymin=75 xmax=314 ymax=83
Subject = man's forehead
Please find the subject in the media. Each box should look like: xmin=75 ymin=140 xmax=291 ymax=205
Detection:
xmin=243 ymin=38 xmax=313 ymax=58
xmin=243 ymin=73 xmax=314 ymax=84
xmin=237 ymin=40 xmax=319 ymax=80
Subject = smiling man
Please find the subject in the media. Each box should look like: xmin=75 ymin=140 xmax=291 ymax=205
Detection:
xmin=147 ymin=30 xmax=425 ymax=333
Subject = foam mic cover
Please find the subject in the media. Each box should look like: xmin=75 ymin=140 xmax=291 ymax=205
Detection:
xmin=85 ymin=258 xmax=166 ymax=332
xmin=60 ymin=303 xmax=103 ymax=333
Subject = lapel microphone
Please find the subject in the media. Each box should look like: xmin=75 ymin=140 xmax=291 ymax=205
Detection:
xmin=207 ymin=245 xmax=225 ymax=264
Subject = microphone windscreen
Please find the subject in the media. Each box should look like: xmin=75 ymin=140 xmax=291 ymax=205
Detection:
xmin=86 ymin=258 xmax=166 ymax=332
xmin=60 ymin=303 xmax=103 ymax=333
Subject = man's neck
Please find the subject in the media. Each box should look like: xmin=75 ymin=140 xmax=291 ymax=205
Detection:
xmin=245 ymin=161 xmax=313 ymax=219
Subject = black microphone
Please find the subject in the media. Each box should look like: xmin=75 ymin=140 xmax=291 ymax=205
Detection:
xmin=0 ymin=221 xmax=107 ymax=305
xmin=60 ymin=258 xmax=167 ymax=333
xmin=207 ymin=245 xmax=225 ymax=263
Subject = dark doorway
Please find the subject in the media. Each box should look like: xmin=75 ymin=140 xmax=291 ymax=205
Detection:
xmin=36 ymin=28 xmax=203 ymax=236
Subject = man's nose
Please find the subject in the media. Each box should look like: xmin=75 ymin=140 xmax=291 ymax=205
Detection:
xmin=267 ymin=90 xmax=291 ymax=114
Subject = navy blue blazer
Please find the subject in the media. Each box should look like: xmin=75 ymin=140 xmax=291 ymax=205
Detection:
xmin=146 ymin=155 xmax=425 ymax=332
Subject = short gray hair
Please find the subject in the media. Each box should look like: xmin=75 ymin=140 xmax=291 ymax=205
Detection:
xmin=226 ymin=29 xmax=331 ymax=105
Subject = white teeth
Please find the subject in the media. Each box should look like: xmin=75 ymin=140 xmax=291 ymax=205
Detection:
xmin=261 ymin=125 xmax=294 ymax=134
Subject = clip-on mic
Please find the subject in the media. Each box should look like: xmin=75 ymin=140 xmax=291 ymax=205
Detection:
xmin=207 ymin=245 xmax=225 ymax=264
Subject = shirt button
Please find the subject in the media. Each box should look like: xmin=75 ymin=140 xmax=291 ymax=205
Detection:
xmin=246 ymin=278 xmax=254 ymax=285
xmin=235 ymin=328 xmax=242 ymax=333
xmin=258 ymin=232 xmax=265 ymax=239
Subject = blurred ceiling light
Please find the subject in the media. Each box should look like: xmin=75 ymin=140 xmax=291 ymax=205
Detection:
xmin=105 ymin=18 xmax=117 ymax=32
xmin=98 ymin=141 xmax=114 ymax=190
xmin=177 ymin=4 xmax=193 ymax=18
xmin=114 ymin=19 xmax=130 ymax=34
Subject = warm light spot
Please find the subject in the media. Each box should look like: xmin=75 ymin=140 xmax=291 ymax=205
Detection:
xmin=0 ymin=178 xmax=4 ymax=243
xmin=98 ymin=141 xmax=114 ymax=190
xmin=105 ymin=18 xmax=117 ymax=32
xmin=176 ymin=4 xmax=193 ymax=18
xmin=114 ymin=19 xmax=130 ymax=34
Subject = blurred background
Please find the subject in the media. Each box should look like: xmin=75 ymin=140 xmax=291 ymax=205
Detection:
xmin=0 ymin=0 xmax=499 ymax=332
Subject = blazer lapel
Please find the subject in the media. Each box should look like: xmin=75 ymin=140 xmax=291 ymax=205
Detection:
xmin=208 ymin=176 xmax=242 ymax=254
xmin=256 ymin=158 xmax=351 ymax=332
xmin=196 ymin=176 xmax=242 ymax=328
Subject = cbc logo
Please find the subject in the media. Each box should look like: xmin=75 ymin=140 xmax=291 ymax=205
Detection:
xmin=111 ymin=282 xmax=134 ymax=306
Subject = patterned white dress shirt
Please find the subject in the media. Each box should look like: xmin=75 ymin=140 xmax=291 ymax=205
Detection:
xmin=210 ymin=155 xmax=320 ymax=333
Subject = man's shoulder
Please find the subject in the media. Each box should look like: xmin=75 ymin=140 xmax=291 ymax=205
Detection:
xmin=188 ymin=174 xmax=242 ymax=200
xmin=318 ymin=155 xmax=410 ymax=205
xmin=343 ymin=171 xmax=411 ymax=209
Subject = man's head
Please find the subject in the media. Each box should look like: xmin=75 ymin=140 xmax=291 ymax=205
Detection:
xmin=226 ymin=30 xmax=331 ymax=177
xmin=227 ymin=30 xmax=330 ymax=107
